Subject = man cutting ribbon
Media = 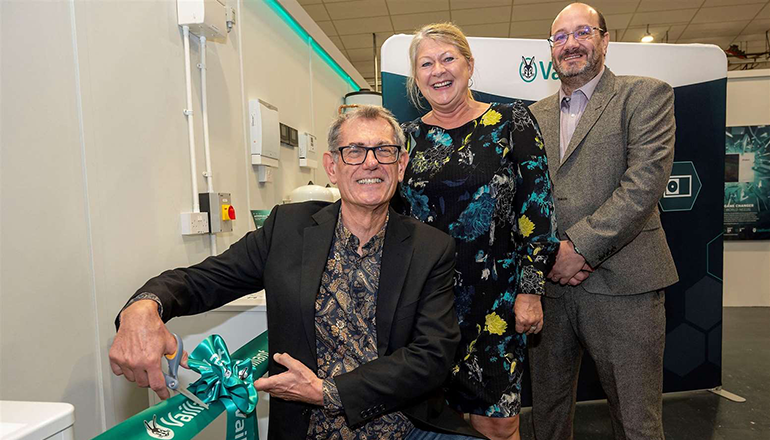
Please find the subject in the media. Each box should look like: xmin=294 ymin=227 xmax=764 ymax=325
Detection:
xmin=109 ymin=106 xmax=483 ymax=440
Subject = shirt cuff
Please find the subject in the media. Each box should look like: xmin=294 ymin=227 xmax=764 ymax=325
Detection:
xmin=123 ymin=292 xmax=163 ymax=320
xmin=518 ymin=263 xmax=547 ymax=296
xmin=322 ymin=378 xmax=344 ymax=416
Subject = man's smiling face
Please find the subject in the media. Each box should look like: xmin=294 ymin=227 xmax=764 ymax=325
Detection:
xmin=550 ymin=3 xmax=609 ymax=83
xmin=323 ymin=117 xmax=408 ymax=213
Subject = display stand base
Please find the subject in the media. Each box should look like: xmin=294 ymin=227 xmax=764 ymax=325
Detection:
xmin=708 ymin=387 xmax=746 ymax=402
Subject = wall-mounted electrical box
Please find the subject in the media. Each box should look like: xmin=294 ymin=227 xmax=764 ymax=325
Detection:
xmin=299 ymin=132 xmax=318 ymax=169
xmin=180 ymin=212 xmax=209 ymax=235
xmin=280 ymin=123 xmax=299 ymax=147
xmin=257 ymin=166 xmax=274 ymax=183
xmin=177 ymin=0 xmax=227 ymax=40
xmin=200 ymin=192 xmax=235 ymax=233
xmin=249 ymin=99 xmax=280 ymax=168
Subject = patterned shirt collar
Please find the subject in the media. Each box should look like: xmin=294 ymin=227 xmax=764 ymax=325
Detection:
xmin=335 ymin=210 xmax=389 ymax=257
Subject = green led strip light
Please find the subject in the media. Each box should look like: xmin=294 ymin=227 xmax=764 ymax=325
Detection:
xmin=264 ymin=0 xmax=361 ymax=91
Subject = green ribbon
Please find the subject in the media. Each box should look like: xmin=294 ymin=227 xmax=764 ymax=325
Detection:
xmin=188 ymin=335 xmax=259 ymax=439
xmin=95 ymin=331 xmax=269 ymax=440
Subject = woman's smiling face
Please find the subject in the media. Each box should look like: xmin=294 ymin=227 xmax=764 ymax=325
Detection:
xmin=414 ymin=39 xmax=473 ymax=111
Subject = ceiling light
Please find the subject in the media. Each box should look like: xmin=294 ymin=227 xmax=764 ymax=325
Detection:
xmin=641 ymin=25 xmax=654 ymax=43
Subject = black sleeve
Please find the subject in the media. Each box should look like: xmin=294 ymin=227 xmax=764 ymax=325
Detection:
xmin=115 ymin=205 xmax=279 ymax=329
xmin=510 ymin=104 xmax=560 ymax=294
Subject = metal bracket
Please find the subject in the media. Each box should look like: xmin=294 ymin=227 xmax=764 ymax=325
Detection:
xmin=197 ymin=62 xmax=206 ymax=70
xmin=183 ymin=109 xmax=193 ymax=116
xmin=708 ymin=387 xmax=746 ymax=402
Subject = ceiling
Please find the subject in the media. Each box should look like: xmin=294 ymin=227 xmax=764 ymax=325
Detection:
xmin=297 ymin=0 xmax=770 ymax=88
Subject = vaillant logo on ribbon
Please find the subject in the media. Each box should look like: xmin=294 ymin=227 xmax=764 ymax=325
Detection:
xmin=143 ymin=402 xmax=206 ymax=439
xmin=251 ymin=350 xmax=269 ymax=369
xmin=519 ymin=56 xmax=560 ymax=83
xmin=144 ymin=415 xmax=174 ymax=439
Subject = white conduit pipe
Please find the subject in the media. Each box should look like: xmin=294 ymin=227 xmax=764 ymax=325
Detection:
xmin=199 ymin=35 xmax=218 ymax=255
xmin=199 ymin=36 xmax=215 ymax=194
xmin=182 ymin=25 xmax=200 ymax=213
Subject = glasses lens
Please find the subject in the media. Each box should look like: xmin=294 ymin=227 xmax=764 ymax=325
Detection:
xmin=552 ymin=32 xmax=568 ymax=46
xmin=339 ymin=146 xmax=400 ymax=164
xmin=575 ymin=26 xmax=593 ymax=40
xmin=374 ymin=146 xmax=399 ymax=163
xmin=341 ymin=146 xmax=365 ymax=163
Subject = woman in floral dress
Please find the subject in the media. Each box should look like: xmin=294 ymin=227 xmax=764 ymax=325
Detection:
xmin=398 ymin=23 xmax=559 ymax=440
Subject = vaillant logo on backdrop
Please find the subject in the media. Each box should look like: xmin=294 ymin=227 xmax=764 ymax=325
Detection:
xmin=520 ymin=56 xmax=537 ymax=82
xmin=519 ymin=56 xmax=560 ymax=83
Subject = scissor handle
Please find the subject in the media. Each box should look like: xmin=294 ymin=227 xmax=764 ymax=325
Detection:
xmin=163 ymin=333 xmax=183 ymax=390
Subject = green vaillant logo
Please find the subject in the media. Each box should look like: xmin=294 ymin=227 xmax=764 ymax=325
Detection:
xmin=519 ymin=56 xmax=560 ymax=83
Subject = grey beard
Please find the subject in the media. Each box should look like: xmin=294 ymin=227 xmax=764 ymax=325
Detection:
xmin=554 ymin=57 xmax=591 ymax=78
xmin=553 ymin=53 xmax=598 ymax=80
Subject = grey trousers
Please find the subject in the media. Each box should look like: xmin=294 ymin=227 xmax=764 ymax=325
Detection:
xmin=528 ymin=288 xmax=666 ymax=440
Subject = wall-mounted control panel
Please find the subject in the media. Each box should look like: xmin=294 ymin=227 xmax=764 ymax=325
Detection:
xmin=249 ymin=99 xmax=280 ymax=166
xmin=298 ymin=132 xmax=318 ymax=168
xmin=279 ymin=123 xmax=298 ymax=147
xmin=200 ymin=192 xmax=235 ymax=233
xmin=177 ymin=0 xmax=227 ymax=40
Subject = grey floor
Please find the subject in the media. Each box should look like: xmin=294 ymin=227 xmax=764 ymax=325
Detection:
xmin=520 ymin=307 xmax=770 ymax=440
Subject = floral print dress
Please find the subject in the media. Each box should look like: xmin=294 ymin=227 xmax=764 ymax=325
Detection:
xmin=399 ymin=101 xmax=559 ymax=417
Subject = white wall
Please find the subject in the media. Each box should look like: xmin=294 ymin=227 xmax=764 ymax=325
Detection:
xmin=724 ymin=69 xmax=770 ymax=307
xmin=0 ymin=0 xmax=360 ymax=437
xmin=1 ymin=1 xmax=106 ymax=432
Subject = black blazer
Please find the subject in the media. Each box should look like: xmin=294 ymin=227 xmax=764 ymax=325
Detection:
xmin=128 ymin=201 xmax=483 ymax=439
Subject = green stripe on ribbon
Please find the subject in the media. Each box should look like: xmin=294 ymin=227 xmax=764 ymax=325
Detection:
xmin=95 ymin=331 xmax=268 ymax=440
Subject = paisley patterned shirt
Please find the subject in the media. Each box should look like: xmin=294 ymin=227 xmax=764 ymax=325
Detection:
xmin=306 ymin=212 xmax=414 ymax=439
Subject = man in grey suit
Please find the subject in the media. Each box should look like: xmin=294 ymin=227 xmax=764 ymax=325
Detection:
xmin=528 ymin=3 xmax=678 ymax=440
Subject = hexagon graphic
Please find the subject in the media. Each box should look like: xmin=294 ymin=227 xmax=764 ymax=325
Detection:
xmin=706 ymin=233 xmax=723 ymax=281
xmin=708 ymin=324 xmax=722 ymax=367
xmin=685 ymin=276 xmax=723 ymax=331
xmin=659 ymin=161 xmax=702 ymax=212
xmin=664 ymin=323 xmax=706 ymax=377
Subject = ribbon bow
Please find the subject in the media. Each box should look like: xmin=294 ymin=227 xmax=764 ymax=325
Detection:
xmin=95 ymin=331 xmax=269 ymax=440
xmin=187 ymin=334 xmax=259 ymax=416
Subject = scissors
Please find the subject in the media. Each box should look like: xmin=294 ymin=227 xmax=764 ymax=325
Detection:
xmin=164 ymin=333 xmax=210 ymax=409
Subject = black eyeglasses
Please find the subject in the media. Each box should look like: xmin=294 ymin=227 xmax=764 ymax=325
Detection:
xmin=548 ymin=25 xmax=605 ymax=47
xmin=334 ymin=145 xmax=402 ymax=165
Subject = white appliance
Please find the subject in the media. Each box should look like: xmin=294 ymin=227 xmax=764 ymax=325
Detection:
xmin=298 ymin=132 xmax=318 ymax=169
xmin=249 ymin=100 xmax=280 ymax=167
xmin=343 ymin=90 xmax=383 ymax=107
xmin=177 ymin=0 xmax=227 ymax=40
xmin=0 ymin=401 xmax=75 ymax=440
xmin=288 ymin=182 xmax=334 ymax=203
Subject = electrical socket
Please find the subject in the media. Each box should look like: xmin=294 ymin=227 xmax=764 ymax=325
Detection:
xmin=181 ymin=212 xmax=209 ymax=235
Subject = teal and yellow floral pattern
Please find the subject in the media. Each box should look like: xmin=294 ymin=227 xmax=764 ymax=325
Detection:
xmin=399 ymin=102 xmax=559 ymax=418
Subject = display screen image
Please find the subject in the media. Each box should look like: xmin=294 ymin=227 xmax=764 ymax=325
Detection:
xmin=724 ymin=125 xmax=770 ymax=240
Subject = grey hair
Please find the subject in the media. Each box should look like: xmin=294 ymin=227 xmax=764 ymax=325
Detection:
xmin=327 ymin=105 xmax=406 ymax=153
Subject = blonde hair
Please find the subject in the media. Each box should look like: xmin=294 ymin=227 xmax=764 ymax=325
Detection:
xmin=406 ymin=22 xmax=475 ymax=109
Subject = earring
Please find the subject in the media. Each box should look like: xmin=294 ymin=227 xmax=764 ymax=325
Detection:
xmin=469 ymin=78 xmax=474 ymax=88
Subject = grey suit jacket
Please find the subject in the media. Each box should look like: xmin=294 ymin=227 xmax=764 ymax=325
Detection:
xmin=530 ymin=68 xmax=678 ymax=296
